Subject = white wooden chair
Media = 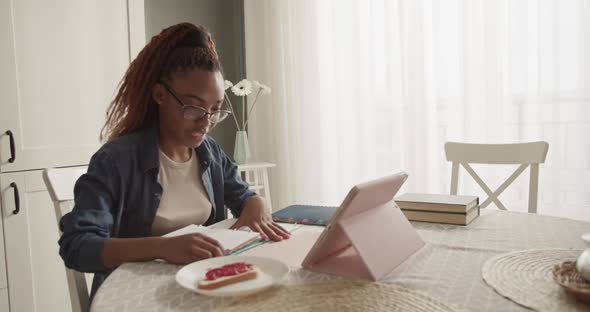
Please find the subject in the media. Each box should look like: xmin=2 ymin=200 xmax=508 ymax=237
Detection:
xmin=42 ymin=166 xmax=89 ymax=312
xmin=445 ymin=142 xmax=549 ymax=213
xmin=237 ymin=162 xmax=276 ymax=213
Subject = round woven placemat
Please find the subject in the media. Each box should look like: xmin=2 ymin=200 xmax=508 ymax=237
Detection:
xmin=214 ymin=280 xmax=458 ymax=312
xmin=482 ymin=249 xmax=588 ymax=312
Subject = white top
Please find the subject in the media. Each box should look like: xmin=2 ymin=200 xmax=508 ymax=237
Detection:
xmin=151 ymin=149 xmax=212 ymax=236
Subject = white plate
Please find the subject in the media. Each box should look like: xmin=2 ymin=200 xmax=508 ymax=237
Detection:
xmin=175 ymin=255 xmax=289 ymax=297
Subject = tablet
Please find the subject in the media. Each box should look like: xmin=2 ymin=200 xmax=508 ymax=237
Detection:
xmin=301 ymin=172 xmax=424 ymax=280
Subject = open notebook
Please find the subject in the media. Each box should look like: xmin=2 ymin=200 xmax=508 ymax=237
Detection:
xmin=163 ymin=225 xmax=261 ymax=255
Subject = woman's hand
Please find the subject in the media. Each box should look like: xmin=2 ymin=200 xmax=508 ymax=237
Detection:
xmin=230 ymin=196 xmax=291 ymax=241
xmin=159 ymin=233 xmax=224 ymax=264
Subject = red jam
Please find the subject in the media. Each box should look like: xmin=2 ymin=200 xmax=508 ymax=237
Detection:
xmin=205 ymin=262 xmax=254 ymax=281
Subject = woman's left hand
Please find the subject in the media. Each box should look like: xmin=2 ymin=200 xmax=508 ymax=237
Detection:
xmin=230 ymin=196 xmax=291 ymax=241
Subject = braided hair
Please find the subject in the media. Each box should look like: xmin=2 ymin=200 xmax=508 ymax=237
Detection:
xmin=100 ymin=23 xmax=223 ymax=141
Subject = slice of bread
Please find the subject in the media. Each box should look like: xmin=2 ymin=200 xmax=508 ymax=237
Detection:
xmin=197 ymin=268 xmax=258 ymax=290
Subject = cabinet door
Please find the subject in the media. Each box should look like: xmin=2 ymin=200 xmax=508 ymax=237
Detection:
xmin=0 ymin=188 xmax=6 ymax=290
xmin=0 ymin=288 xmax=9 ymax=312
xmin=0 ymin=0 xmax=130 ymax=173
xmin=1 ymin=171 xmax=72 ymax=312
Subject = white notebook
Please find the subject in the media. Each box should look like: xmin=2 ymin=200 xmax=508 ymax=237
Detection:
xmin=163 ymin=224 xmax=261 ymax=255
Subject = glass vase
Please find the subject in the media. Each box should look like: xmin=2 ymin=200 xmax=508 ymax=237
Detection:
xmin=233 ymin=130 xmax=251 ymax=164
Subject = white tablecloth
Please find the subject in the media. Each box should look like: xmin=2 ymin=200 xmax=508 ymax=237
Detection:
xmin=91 ymin=210 xmax=590 ymax=312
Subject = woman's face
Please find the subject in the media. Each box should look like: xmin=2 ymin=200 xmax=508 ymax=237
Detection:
xmin=154 ymin=68 xmax=225 ymax=148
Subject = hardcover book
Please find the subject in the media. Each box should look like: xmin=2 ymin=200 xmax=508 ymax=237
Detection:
xmin=395 ymin=193 xmax=480 ymax=225
xmin=272 ymin=204 xmax=338 ymax=226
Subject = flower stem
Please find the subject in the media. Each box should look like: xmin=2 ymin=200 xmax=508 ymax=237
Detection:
xmin=242 ymin=96 xmax=245 ymax=131
xmin=244 ymin=89 xmax=262 ymax=129
xmin=224 ymin=93 xmax=241 ymax=131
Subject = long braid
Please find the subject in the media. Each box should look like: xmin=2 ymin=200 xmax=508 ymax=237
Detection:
xmin=101 ymin=23 xmax=222 ymax=141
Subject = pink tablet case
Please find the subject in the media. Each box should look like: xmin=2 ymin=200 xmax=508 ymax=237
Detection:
xmin=301 ymin=172 xmax=425 ymax=280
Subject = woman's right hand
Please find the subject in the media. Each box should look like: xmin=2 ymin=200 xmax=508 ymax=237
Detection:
xmin=159 ymin=233 xmax=224 ymax=264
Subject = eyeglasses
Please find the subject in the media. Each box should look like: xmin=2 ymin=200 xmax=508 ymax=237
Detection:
xmin=158 ymin=81 xmax=231 ymax=124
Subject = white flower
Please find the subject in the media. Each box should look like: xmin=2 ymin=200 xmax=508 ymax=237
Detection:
xmin=223 ymin=80 xmax=233 ymax=90
xmin=251 ymin=80 xmax=261 ymax=90
xmin=251 ymin=80 xmax=271 ymax=95
xmin=259 ymin=83 xmax=271 ymax=95
xmin=231 ymin=79 xmax=252 ymax=96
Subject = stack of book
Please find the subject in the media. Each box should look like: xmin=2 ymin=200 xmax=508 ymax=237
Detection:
xmin=395 ymin=193 xmax=480 ymax=225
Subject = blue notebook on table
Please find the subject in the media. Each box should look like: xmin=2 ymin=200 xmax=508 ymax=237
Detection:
xmin=272 ymin=204 xmax=338 ymax=226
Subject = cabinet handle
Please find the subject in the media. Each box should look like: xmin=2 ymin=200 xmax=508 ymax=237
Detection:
xmin=10 ymin=182 xmax=20 ymax=215
xmin=6 ymin=130 xmax=16 ymax=163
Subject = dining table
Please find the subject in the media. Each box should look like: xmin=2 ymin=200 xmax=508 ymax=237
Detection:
xmin=90 ymin=209 xmax=590 ymax=312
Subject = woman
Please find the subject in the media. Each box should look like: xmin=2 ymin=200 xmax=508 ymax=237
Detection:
xmin=58 ymin=23 xmax=290 ymax=297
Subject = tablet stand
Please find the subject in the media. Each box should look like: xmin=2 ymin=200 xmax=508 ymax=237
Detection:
xmin=304 ymin=201 xmax=424 ymax=280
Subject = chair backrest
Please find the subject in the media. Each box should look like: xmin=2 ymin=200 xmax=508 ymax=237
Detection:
xmin=43 ymin=166 xmax=89 ymax=312
xmin=445 ymin=142 xmax=549 ymax=213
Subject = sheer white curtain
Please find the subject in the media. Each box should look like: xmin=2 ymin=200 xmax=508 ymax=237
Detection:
xmin=244 ymin=0 xmax=590 ymax=221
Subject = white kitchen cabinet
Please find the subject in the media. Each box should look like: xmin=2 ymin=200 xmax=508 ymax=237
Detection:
xmin=0 ymin=1 xmax=145 ymax=311
xmin=0 ymin=0 xmax=131 ymax=173
xmin=1 ymin=171 xmax=72 ymax=312
xmin=0 ymin=289 xmax=9 ymax=312
xmin=0 ymin=189 xmax=6 ymax=291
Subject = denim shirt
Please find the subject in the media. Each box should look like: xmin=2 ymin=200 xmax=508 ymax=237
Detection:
xmin=58 ymin=126 xmax=255 ymax=297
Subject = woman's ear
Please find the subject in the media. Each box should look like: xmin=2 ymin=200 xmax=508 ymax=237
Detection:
xmin=152 ymin=83 xmax=165 ymax=105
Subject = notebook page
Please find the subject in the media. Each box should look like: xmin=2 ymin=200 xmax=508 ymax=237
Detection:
xmin=242 ymin=226 xmax=322 ymax=267
xmin=163 ymin=224 xmax=260 ymax=254
xmin=201 ymin=228 xmax=260 ymax=254
xmin=162 ymin=224 xmax=206 ymax=237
